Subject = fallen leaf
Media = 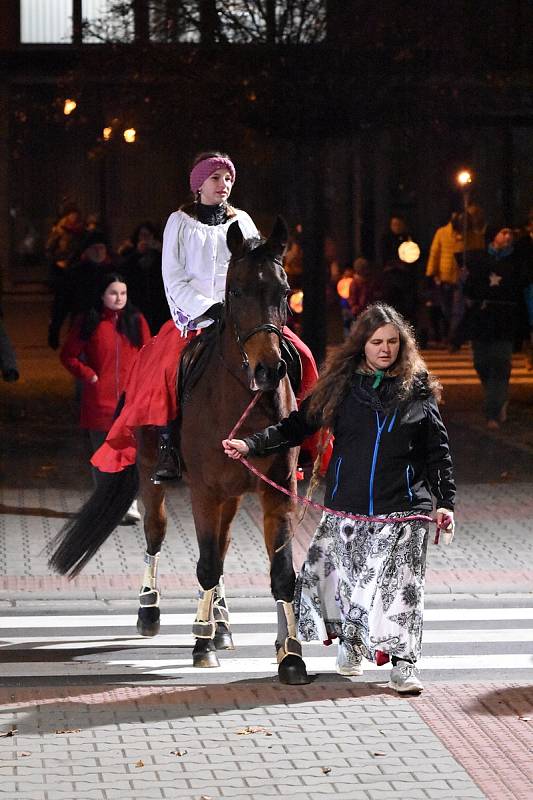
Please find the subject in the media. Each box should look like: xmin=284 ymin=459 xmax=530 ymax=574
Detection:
xmin=134 ymin=759 xmax=144 ymax=768
xmin=199 ymin=796 xmax=213 ymax=800
xmin=373 ymin=751 xmax=386 ymax=756
xmin=0 ymin=727 xmax=17 ymax=738
xmin=170 ymin=749 xmax=188 ymax=756
xmin=55 ymin=728 xmax=81 ymax=735
xmin=18 ymin=752 xmax=31 ymax=758
xmin=519 ymin=716 xmax=531 ymax=722
xmin=500 ymin=471 xmax=510 ymax=480
xmin=236 ymin=726 xmax=272 ymax=736
xmin=321 ymin=766 xmax=332 ymax=774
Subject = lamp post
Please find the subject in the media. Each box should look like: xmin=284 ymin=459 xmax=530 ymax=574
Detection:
xmin=456 ymin=170 xmax=473 ymax=270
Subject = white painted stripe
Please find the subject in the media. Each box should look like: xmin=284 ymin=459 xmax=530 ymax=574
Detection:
xmin=2 ymin=628 xmax=533 ymax=649
xmin=3 ymin=653 xmax=533 ymax=677
xmin=439 ymin=378 xmax=533 ymax=385
xmin=1 ymin=607 xmax=533 ymax=629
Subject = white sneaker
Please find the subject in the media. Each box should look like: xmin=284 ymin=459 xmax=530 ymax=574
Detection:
xmin=388 ymin=660 xmax=423 ymax=694
xmin=122 ymin=499 xmax=141 ymax=524
xmin=336 ymin=641 xmax=363 ymax=676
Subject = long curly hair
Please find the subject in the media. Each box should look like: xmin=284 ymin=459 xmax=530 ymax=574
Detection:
xmin=80 ymin=272 xmax=143 ymax=348
xmin=307 ymin=303 xmax=441 ymax=428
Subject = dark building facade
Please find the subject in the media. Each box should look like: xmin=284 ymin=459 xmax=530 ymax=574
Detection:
xmin=1 ymin=2 xmax=532 ymax=356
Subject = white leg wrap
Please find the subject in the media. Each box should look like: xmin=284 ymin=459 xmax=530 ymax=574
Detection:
xmin=193 ymin=586 xmax=216 ymax=639
xmin=139 ymin=552 xmax=160 ymax=608
xmin=213 ymin=575 xmax=230 ymax=629
xmin=276 ymin=600 xmax=302 ymax=664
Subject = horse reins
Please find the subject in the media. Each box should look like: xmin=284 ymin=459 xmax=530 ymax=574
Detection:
xmin=228 ymin=392 xmax=448 ymax=548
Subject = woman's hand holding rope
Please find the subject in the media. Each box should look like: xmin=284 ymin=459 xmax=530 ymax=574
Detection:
xmin=222 ymin=438 xmax=249 ymax=459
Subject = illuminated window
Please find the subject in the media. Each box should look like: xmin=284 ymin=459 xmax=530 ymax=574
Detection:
xmin=82 ymin=0 xmax=134 ymax=42
xmin=20 ymin=0 xmax=73 ymax=44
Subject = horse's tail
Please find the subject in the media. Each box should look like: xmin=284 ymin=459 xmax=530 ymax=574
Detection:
xmin=48 ymin=466 xmax=139 ymax=577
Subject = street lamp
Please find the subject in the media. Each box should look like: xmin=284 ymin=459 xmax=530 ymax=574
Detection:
xmin=456 ymin=169 xmax=473 ymax=270
xmin=63 ymin=98 xmax=77 ymax=116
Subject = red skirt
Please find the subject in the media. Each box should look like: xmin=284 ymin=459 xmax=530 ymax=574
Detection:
xmin=91 ymin=322 xmax=319 ymax=474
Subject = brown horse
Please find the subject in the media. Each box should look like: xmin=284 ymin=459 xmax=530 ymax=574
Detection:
xmin=49 ymin=216 xmax=309 ymax=685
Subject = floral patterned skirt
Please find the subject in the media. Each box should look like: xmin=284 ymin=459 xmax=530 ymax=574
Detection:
xmin=294 ymin=511 xmax=429 ymax=663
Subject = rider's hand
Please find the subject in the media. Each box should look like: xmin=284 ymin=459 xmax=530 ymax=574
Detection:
xmin=222 ymin=438 xmax=249 ymax=460
xmin=437 ymin=508 xmax=455 ymax=545
xmin=204 ymin=302 xmax=224 ymax=321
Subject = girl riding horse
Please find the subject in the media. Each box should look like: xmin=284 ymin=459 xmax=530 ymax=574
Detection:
xmin=92 ymin=151 xmax=317 ymax=480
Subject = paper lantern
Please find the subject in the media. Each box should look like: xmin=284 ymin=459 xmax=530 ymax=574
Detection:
xmin=336 ymin=276 xmax=353 ymax=299
xmin=398 ymin=241 xmax=420 ymax=263
xmin=289 ymin=290 xmax=303 ymax=314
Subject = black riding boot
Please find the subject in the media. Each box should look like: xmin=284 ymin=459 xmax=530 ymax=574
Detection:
xmin=151 ymin=425 xmax=182 ymax=484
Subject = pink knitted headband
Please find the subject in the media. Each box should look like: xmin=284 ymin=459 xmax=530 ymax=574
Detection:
xmin=189 ymin=156 xmax=236 ymax=194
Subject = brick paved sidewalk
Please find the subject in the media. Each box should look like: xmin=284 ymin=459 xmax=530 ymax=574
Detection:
xmin=1 ymin=681 xmax=531 ymax=800
xmin=1 ymin=480 xmax=533 ymax=599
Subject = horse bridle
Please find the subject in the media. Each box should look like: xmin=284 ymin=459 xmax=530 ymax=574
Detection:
xmin=234 ymin=321 xmax=285 ymax=371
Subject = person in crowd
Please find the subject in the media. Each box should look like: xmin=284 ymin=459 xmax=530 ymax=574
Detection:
xmin=467 ymin=203 xmax=487 ymax=239
xmin=336 ymin=266 xmax=355 ymax=339
xmin=515 ymin=214 xmax=533 ymax=369
xmin=223 ymin=303 xmax=455 ymax=694
xmin=425 ymin=211 xmax=485 ymax=350
xmin=59 ymin=272 xmax=151 ymax=521
xmin=48 ymin=230 xmax=114 ymax=350
xmin=120 ymin=222 xmax=169 ymax=335
xmin=45 ymin=204 xmax=85 ymax=290
xmin=348 ymin=257 xmax=374 ymax=325
xmin=464 ymin=224 xmax=526 ymax=429
xmin=91 ymin=151 xmax=318 ymax=482
xmin=0 ymin=302 xmax=19 ymax=382
xmin=284 ymin=225 xmax=304 ymax=289
xmin=381 ymin=214 xmax=412 ymax=267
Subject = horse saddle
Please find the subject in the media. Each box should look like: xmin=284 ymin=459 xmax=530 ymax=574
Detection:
xmin=178 ymin=328 xmax=302 ymax=406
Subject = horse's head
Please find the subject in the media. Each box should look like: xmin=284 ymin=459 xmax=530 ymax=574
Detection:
xmin=226 ymin=216 xmax=291 ymax=391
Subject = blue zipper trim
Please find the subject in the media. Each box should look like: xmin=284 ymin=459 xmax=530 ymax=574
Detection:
xmin=331 ymin=456 xmax=343 ymax=499
xmin=368 ymin=411 xmax=388 ymax=515
xmin=387 ymin=407 xmax=398 ymax=432
xmin=406 ymin=464 xmax=413 ymax=502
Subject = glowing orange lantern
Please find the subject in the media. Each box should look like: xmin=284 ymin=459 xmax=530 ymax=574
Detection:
xmin=336 ymin=276 xmax=353 ymax=300
xmin=289 ymin=290 xmax=303 ymax=314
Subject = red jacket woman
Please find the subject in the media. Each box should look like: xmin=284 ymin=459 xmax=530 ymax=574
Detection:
xmin=60 ymin=274 xmax=151 ymax=432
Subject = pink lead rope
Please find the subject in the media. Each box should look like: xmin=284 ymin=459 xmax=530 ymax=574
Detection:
xmin=227 ymin=392 xmax=449 ymax=545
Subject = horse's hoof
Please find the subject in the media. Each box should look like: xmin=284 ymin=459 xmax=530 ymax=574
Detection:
xmin=192 ymin=639 xmax=220 ymax=668
xmin=192 ymin=649 xmax=220 ymax=668
xmin=214 ymin=624 xmax=235 ymax=650
xmin=278 ymin=655 xmax=310 ymax=685
xmin=136 ymin=607 xmax=160 ymax=637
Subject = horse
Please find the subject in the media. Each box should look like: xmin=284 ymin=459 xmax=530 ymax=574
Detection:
xmin=49 ymin=216 xmax=309 ymax=685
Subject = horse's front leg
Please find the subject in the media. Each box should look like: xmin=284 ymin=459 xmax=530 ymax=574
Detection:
xmin=191 ymin=491 xmax=225 ymax=668
xmin=262 ymin=487 xmax=309 ymax=686
xmin=136 ymin=427 xmax=167 ymax=637
xmin=212 ymin=497 xmax=239 ymax=651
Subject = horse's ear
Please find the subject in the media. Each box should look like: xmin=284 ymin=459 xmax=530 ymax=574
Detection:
xmin=227 ymin=220 xmax=245 ymax=258
xmin=267 ymin=215 xmax=289 ymax=257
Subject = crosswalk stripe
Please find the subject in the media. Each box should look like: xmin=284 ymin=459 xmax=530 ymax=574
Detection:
xmin=421 ymin=350 xmax=532 ymax=385
xmin=2 ymin=653 xmax=532 ymax=678
xmin=1 ymin=607 xmax=532 ymax=629
xmin=1 ymin=628 xmax=533 ymax=648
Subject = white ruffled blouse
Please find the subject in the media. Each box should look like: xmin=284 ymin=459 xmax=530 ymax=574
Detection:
xmin=162 ymin=209 xmax=259 ymax=335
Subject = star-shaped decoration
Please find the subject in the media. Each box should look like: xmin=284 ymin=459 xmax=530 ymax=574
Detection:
xmin=489 ymin=272 xmax=503 ymax=287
